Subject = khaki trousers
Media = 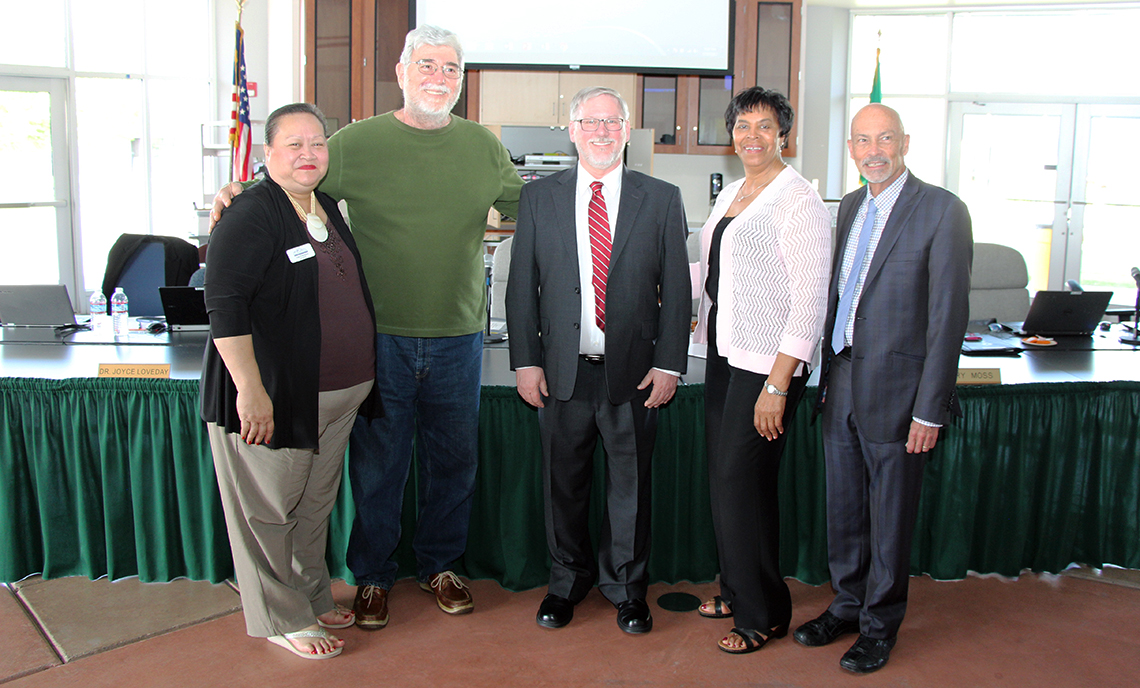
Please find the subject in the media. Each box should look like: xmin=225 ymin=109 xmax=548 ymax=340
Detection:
xmin=208 ymin=379 xmax=371 ymax=638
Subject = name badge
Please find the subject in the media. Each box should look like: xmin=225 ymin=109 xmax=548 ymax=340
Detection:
xmin=287 ymin=243 xmax=316 ymax=263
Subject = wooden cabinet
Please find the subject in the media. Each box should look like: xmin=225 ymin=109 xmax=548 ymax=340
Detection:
xmin=478 ymin=71 xmax=639 ymax=127
xmin=305 ymin=0 xmax=470 ymax=125
xmin=554 ymin=72 xmax=638 ymax=125
xmin=478 ymin=72 xmax=559 ymax=125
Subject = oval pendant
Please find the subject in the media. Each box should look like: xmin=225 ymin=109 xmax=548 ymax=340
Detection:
xmin=306 ymin=214 xmax=328 ymax=242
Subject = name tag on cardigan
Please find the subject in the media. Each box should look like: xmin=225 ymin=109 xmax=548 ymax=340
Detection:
xmin=287 ymin=244 xmax=316 ymax=263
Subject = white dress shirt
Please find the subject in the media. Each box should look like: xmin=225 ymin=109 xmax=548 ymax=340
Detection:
xmin=574 ymin=164 xmax=622 ymax=355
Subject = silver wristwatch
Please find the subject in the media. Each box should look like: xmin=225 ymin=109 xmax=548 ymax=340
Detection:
xmin=765 ymin=383 xmax=788 ymax=397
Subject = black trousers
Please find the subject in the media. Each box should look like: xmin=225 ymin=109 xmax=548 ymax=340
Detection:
xmin=538 ymin=357 xmax=657 ymax=606
xmin=704 ymin=309 xmax=807 ymax=631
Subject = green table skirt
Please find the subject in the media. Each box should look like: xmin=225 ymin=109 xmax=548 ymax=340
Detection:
xmin=2 ymin=378 xmax=1138 ymax=586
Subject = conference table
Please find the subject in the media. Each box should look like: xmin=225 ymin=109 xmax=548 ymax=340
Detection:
xmin=2 ymin=322 xmax=1138 ymax=590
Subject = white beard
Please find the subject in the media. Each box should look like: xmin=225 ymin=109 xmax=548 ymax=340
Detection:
xmin=858 ymin=155 xmax=895 ymax=184
xmin=577 ymin=136 xmax=624 ymax=171
xmin=404 ymin=84 xmax=461 ymax=127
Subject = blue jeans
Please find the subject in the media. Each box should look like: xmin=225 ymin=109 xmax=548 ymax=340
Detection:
xmin=347 ymin=332 xmax=483 ymax=589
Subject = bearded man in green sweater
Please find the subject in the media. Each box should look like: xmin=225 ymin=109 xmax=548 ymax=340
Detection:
xmin=211 ymin=25 xmax=522 ymax=628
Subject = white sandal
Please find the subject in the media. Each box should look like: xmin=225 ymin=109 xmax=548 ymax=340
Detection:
xmin=267 ymin=629 xmax=343 ymax=659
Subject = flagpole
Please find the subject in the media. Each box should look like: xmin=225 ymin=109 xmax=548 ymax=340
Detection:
xmin=229 ymin=0 xmax=249 ymax=183
xmin=859 ymin=31 xmax=883 ymax=186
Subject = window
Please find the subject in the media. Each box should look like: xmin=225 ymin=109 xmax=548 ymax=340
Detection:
xmin=845 ymin=13 xmax=950 ymax=193
xmin=0 ymin=0 xmax=212 ymax=295
xmin=951 ymin=10 xmax=1140 ymax=97
xmin=850 ymin=8 xmax=1140 ymax=297
xmin=0 ymin=2 xmax=67 ymax=68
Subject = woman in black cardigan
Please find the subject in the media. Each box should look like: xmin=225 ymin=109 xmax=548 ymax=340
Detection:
xmin=200 ymin=103 xmax=379 ymax=660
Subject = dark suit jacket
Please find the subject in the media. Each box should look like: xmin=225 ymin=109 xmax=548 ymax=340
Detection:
xmin=817 ymin=173 xmax=973 ymax=443
xmin=506 ymin=166 xmax=690 ymax=404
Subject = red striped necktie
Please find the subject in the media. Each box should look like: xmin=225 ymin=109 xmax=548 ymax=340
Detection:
xmin=588 ymin=180 xmax=611 ymax=331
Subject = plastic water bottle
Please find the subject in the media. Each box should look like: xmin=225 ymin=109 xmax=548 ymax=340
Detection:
xmin=111 ymin=287 xmax=129 ymax=337
xmin=89 ymin=290 xmax=107 ymax=331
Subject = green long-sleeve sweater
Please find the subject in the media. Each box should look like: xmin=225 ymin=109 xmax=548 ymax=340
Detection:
xmin=322 ymin=112 xmax=522 ymax=337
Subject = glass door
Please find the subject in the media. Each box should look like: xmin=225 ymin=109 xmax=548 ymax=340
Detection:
xmin=946 ymin=102 xmax=1074 ymax=294
xmin=0 ymin=76 xmax=74 ymax=300
xmin=948 ymin=102 xmax=1140 ymax=305
xmin=1070 ymin=105 xmax=1140 ymax=303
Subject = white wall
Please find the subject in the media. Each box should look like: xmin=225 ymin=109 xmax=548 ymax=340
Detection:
xmin=652 ymin=154 xmax=745 ymax=228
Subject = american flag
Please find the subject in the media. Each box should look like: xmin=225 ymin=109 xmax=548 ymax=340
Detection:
xmin=229 ymin=20 xmax=252 ymax=182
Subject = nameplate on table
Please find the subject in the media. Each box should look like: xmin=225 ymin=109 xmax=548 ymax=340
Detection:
xmin=98 ymin=363 xmax=171 ymax=379
xmin=957 ymin=368 xmax=1001 ymax=385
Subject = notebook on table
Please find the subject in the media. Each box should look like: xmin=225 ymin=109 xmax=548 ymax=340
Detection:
xmin=1006 ymin=290 xmax=1112 ymax=336
xmin=159 ymin=286 xmax=210 ymax=331
xmin=961 ymin=332 xmax=1022 ymax=356
xmin=0 ymin=285 xmax=78 ymax=327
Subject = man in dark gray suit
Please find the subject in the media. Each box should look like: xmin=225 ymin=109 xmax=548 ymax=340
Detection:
xmin=505 ymin=86 xmax=690 ymax=635
xmin=794 ymin=104 xmax=972 ymax=673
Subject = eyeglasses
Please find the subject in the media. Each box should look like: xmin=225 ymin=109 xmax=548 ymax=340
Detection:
xmin=412 ymin=59 xmax=462 ymax=79
xmin=574 ymin=117 xmax=625 ymax=132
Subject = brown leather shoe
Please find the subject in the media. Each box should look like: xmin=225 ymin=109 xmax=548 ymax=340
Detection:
xmin=419 ymin=571 xmax=474 ymax=614
xmin=353 ymin=584 xmax=390 ymax=629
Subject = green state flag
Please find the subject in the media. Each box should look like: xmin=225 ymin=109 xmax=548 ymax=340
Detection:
xmin=860 ymin=47 xmax=883 ymax=185
xmin=870 ymin=47 xmax=882 ymax=103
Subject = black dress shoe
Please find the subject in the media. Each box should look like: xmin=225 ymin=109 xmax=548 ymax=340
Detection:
xmin=840 ymin=634 xmax=896 ymax=674
xmin=536 ymin=594 xmax=574 ymax=629
xmin=793 ymin=609 xmax=860 ymax=647
xmin=615 ymin=598 xmax=652 ymax=634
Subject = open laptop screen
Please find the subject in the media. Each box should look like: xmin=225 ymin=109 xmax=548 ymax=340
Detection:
xmin=0 ymin=285 xmax=77 ymax=327
xmin=1018 ymin=290 xmax=1112 ymax=336
xmin=159 ymin=286 xmax=209 ymax=331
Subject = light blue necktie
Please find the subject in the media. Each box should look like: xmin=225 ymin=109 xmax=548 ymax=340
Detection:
xmin=831 ymin=196 xmax=877 ymax=355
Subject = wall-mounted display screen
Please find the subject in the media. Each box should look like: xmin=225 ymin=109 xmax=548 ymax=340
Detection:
xmin=413 ymin=1 xmax=733 ymax=75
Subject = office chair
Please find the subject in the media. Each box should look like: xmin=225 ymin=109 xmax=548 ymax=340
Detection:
xmin=102 ymin=234 xmax=200 ymax=317
xmin=969 ymin=242 xmax=1030 ymax=322
xmin=489 ymin=236 xmax=512 ymax=320
xmin=686 ymin=231 xmax=702 ymax=318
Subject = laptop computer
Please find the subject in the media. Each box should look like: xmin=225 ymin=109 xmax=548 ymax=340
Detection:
xmin=0 ymin=285 xmax=78 ymax=327
xmin=1009 ymin=290 xmax=1112 ymax=336
xmin=159 ymin=286 xmax=210 ymax=331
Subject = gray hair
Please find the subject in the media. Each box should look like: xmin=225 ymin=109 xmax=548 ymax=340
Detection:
xmin=264 ymin=102 xmax=327 ymax=145
xmin=568 ymin=86 xmax=630 ymax=123
xmin=400 ymin=25 xmax=464 ymax=70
